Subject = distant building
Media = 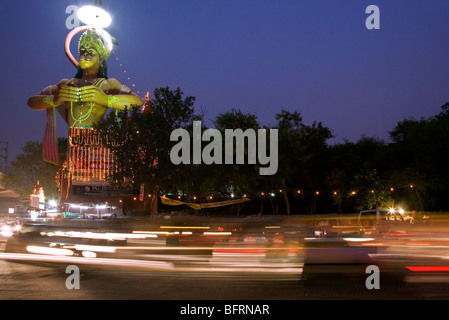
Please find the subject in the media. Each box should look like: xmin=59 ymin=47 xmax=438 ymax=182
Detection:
xmin=0 ymin=172 xmax=25 ymax=216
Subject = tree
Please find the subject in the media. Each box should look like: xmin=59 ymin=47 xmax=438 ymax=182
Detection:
xmin=1 ymin=139 xmax=67 ymax=201
xmin=213 ymin=108 xmax=261 ymax=200
xmin=275 ymin=109 xmax=333 ymax=214
xmin=350 ymin=168 xmax=393 ymax=212
xmin=97 ymin=87 xmax=196 ymax=214
xmin=326 ymin=136 xmax=390 ymax=213
xmin=387 ymin=106 xmax=449 ymax=210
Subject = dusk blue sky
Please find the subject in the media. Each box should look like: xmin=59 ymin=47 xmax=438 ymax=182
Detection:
xmin=1 ymin=0 xmax=449 ymax=161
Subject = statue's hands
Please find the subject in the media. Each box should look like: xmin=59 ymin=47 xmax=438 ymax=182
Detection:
xmin=58 ymin=85 xmax=107 ymax=105
xmin=78 ymin=85 xmax=108 ymax=105
xmin=58 ymin=86 xmax=80 ymax=103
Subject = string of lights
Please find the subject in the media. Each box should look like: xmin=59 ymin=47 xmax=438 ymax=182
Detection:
xmin=111 ymin=50 xmax=146 ymax=102
xmin=257 ymin=185 xmax=417 ymax=197
xmin=158 ymin=184 xmax=418 ymax=201
xmin=155 ymin=184 xmax=416 ymax=200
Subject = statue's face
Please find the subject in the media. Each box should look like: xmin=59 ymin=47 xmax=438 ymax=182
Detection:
xmin=79 ymin=43 xmax=102 ymax=70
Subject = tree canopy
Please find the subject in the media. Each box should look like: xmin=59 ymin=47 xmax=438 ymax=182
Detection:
xmin=0 ymin=138 xmax=66 ymax=201
xmin=5 ymin=89 xmax=449 ymax=215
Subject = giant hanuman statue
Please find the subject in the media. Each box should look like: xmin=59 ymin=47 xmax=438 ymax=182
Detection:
xmin=27 ymin=27 xmax=143 ymax=213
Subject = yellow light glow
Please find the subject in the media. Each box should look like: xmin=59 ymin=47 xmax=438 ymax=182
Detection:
xmin=133 ymin=231 xmax=169 ymax=235
xmin=160 ymin=226 xmax=210 ymax=230
xmin=27 ymin=246 xmax=74 ymax=256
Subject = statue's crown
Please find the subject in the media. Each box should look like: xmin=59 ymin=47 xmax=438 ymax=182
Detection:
xmin=78 ymin=28 xmax=111 ymax=60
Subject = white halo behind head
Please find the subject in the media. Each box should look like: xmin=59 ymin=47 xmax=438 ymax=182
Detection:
xmin=78 ymin=5 xmax=112 ymax=29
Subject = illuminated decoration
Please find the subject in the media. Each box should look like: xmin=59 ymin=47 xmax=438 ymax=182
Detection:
xmin=77 ymin=5 xmax=112 ymax=28
xmin=29 ymin=182 xmax=45 ymax=210
xmin=68 ymin=127 xmax=115 ymax=185
xmin=112 ymin=52 xmax=144 ymax=99
xmin=142 ymin=92 xmax=152 ymax=113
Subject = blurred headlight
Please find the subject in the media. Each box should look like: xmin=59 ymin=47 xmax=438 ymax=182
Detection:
xmin=0 ymin=225 xmax=12 ymax=237
xmin=81 ymin=251 xmax=97 ymax=258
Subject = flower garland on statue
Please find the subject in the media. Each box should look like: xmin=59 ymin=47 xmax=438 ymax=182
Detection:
xmin=71 ymin=101 xmax=95 ymax=126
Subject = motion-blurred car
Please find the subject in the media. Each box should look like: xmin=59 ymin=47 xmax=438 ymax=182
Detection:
xmin=4 ymin=223 xmax=127 ymax=254
xmin=303 ymin=208 xmax=415 ymax=268
xmin=313 ymin=208 xmax=416 ymax=239
xmin=358 ymin=208 xmax=415 ymax=234
xmin=0 ymin=220 xmax=21 ymax=238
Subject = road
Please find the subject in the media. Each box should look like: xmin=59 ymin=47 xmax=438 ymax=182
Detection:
xmin=1 ymin=241 xmax=448 ymax=319
xmin=1 ymin=245 xmax=448 ymax=301
xmin=1 ymin=215 xmax=449 ymax=312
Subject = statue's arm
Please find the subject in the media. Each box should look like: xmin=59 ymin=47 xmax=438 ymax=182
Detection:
xmin=108 ymin=91 xmax=143 ymax=110
xmin=104 ymin=78 xmax=143 ymax=110
xmin=27 ymin=79 xmax=70 ymax=110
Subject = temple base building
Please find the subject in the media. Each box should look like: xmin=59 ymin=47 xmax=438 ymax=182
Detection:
xmin=57 ymin=127 xmax=140 ymax=218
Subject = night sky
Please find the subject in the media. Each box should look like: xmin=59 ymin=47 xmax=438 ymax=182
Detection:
xmin=1 ymin=0 xmax=449 ymax=161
